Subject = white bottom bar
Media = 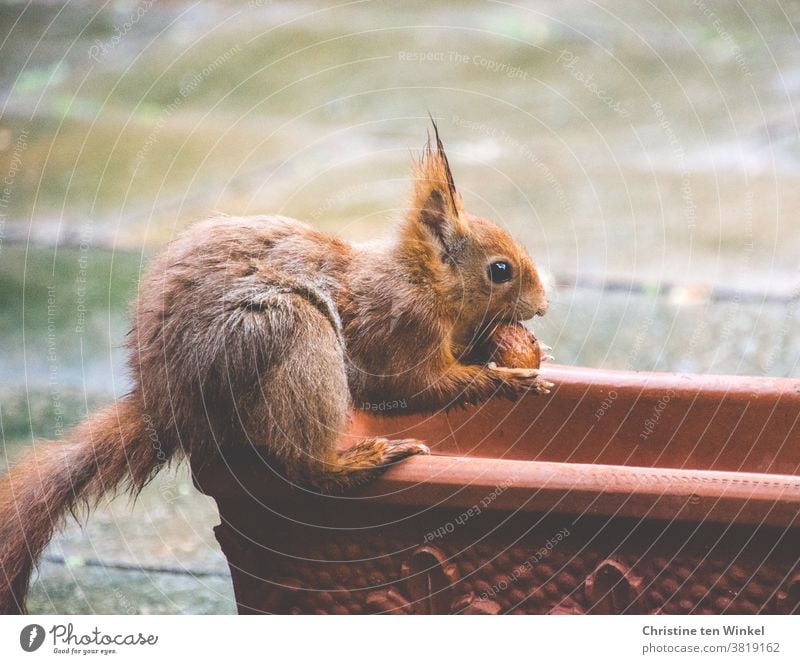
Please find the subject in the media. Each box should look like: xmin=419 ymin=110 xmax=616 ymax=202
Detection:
xmin=1 ymin=615 xmax=797 ymax=663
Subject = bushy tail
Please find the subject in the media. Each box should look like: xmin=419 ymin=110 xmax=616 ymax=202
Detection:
xmin=0 ymin=397 xmax=157 ymax=614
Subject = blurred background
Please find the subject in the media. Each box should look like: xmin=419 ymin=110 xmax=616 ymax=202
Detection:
xmin=1 ymin=0 xmax=798 ymax=613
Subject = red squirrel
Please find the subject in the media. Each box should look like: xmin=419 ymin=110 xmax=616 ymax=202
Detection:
xmin=0 ymin=122 xmax=550 ymax=613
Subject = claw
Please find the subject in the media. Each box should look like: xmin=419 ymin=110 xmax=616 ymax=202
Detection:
xmin=536 ymin=379 xmax=555 ymax=394
xmin=384 ymin=439 xmax=430 ymax=461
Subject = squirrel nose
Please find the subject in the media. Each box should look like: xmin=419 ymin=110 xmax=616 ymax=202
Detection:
xmin=535 ymin=300 xmax=549 ymax=316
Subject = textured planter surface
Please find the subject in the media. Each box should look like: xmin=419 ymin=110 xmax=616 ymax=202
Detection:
xmin=192 ymin=365 xmax=800 ymax=614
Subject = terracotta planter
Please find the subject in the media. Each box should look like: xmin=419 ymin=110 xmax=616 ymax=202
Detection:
xmin=191 ymin=365 xmax=800 ymax=614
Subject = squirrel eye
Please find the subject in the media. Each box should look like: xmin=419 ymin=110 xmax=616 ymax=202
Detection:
xmin=488 ymin=261 xmax=512 ymax=283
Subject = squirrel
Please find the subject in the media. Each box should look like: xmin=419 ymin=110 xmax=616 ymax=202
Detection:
xmin=0 ymin=122 xmax=550 ymax=613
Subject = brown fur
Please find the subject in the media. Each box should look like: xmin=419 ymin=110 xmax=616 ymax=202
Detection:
xmin=0 ymin=124 xmax=549 ymax=613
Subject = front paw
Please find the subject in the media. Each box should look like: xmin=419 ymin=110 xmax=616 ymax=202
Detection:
xmin=486 ymin=362 xmax=554 ymax=397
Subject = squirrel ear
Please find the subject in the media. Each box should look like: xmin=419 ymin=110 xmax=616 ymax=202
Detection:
xmin=419 ymin=188 xmax=452 ymax=240
xmin=409 ymin=119 xmax=468 ymax=250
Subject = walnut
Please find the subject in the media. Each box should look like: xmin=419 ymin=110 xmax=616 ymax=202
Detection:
xmin=470 ymin=323 xmax=542 ymax=369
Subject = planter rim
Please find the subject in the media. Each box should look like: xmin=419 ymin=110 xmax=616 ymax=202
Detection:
xmin=347 ymin=364 xmax=800 ymax=475
xmin=194 ymin=454 xmax=800 ymax=529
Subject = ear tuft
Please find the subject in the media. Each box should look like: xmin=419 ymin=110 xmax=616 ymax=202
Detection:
xmin=409 ymin=117 xmax=467 ymax=251
xmin=429 ymin=115 xmax=459 ymax=211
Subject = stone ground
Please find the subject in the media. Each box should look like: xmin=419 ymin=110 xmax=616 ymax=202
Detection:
xmin=2 ymin=438 xmax=235 ymax=614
